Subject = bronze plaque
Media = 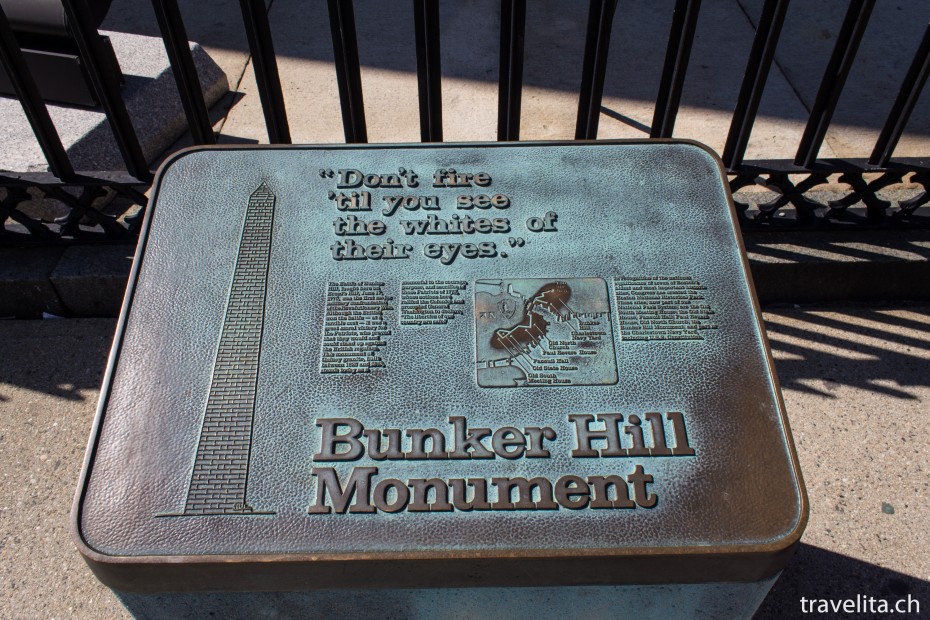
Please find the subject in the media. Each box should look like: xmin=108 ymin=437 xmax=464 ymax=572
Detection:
xmin=72 ymin=141 xmax=806 ymax=592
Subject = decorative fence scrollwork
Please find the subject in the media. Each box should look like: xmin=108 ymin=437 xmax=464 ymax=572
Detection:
xmin=0 ymin=0 xmax=927 ymax=243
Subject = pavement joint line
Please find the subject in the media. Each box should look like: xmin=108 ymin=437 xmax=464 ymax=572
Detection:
xmin=216 ymin=0 xmax=279 ymax=141
xmin=734 ymin=0 xmax=814 ymax=122
xmin=216 ymin=57 xmax=254 ymax=139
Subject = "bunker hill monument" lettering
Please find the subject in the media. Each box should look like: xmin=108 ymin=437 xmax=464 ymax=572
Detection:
xmin=307 ymin=413 xmax=694 ymax=514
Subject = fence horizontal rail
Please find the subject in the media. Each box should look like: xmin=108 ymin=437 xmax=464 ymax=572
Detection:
xmin=0 ymin=0 xmax=928 ymax=244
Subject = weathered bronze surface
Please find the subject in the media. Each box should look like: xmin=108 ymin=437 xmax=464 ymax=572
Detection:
xmin=72 ymin=141 xmax=807 ymax=592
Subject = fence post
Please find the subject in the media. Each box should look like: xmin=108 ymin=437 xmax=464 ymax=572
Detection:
xmin=61 ymin=0 xmax=150 ymax=180
xmin=413 ymin=0 xmax=443 ymax=142
xmin=151 ymin=0 xmax=215 ymax=145
xmin=239 ymin=0 xmax=291 ymax=144
xmin=0 ymin=4 xmax=74 ymax=180
xmin=575 ymin=0 xmax=618 ymax=140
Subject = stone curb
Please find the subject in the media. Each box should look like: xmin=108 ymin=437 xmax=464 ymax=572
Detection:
xmin=744 ymin=229 xmax=930 ymax=304
xmin=1 ymin=230 xmax=928 ymax=318
xmin=0 ymin=245 xmax=134 ymax=319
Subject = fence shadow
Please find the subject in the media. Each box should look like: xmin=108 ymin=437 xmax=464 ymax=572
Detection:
xmin=746 ymin=229 xmax=930 ymax=304
xmin=764 ymin=304 xmax=930 ymax=399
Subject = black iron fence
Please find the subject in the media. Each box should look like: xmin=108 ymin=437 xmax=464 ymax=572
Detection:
xmin=0 ymin=0 xmax=928 ymax=245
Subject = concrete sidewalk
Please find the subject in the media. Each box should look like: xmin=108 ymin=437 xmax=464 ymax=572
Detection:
xmin=93 ymin=0 xmax=930 ymax=160
xmin=0 ymin=305 xmax=927 ymax=618
xmin=1 ymin=1 xmax=929 ymax=617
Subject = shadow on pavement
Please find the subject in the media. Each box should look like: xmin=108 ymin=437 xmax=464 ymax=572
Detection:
xmin=764 ymin=305 xmax=930 ymax=399
xmin=756 ymin=543 xmax=929 ymax=618
xmin=0 ymin=319 xmax=116 ymax=402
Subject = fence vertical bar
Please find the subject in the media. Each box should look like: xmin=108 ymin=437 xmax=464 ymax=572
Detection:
xmin=151 ymin=0 xmax=215 ymax=145
xmin=327 ymin=0 xmax=367 ymax=143
xmin=794 ymin=0 xmax=874 ymax=168
xmin=239 ymin=0 xmax=291 ymax=144
xmin=498 ymin=0 xmax=526 ymax=141
xmin=61 ymin=0 xmax=150 ymax=180
xmin=869 ymin=23 xmax=930 ymax=166
xmin=575 ymin=0 xmax=618 ymax=140
xmin=721 ymin=0 xmax=789 ymax=170
xmin=413 ymin=0 xmax=442 ymax=142
xmin=0 ymin=5 xmax=74 ymax=180
xmin=650 ymin=0 xmax=701 ymax=139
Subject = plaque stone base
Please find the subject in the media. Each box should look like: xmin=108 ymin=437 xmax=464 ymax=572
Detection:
xmin=116 ymin=577 xmax=779 ymax=620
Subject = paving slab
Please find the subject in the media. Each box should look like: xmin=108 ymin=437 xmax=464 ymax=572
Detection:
xmin=1 ymin=304 xmax=929 ymax=618
xmin=113 ymin=0 xmax=927 ymax=166
xmin=520 ymin=0 xmax=822 ymax=160
xmin=220 ymin=0 xmax=345 ymax=145
xmin=220 ymin=0 xmax=503 ymax=144
xmin=0 ymin=318 xmax=128 ymax=619
xmin=756 ymin=305 xmax=930 ymax=617
xmin=36 ymin=0 xmax=918 ymax=166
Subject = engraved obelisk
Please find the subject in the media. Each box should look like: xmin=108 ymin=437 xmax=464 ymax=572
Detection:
xmin=182 ymin=183 xmax=275 ymax=515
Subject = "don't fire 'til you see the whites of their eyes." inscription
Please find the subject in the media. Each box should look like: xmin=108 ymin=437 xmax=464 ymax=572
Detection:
xmin=321 ymin=167 xmax=558 ymax=265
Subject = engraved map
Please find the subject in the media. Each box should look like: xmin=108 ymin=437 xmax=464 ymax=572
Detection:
xmin=474 ymin=278 xmax=618 ymax=388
